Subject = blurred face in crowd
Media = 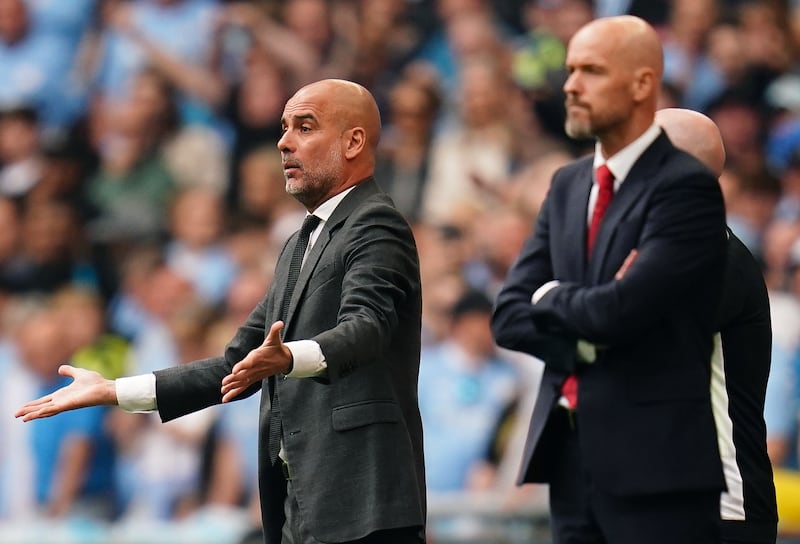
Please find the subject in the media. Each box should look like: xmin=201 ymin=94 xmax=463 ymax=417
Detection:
xmin=239 ymin=147 xmax=291 ymax=220
xmin=16 ymin=309 xmax=70 ymax=379
xmin=170 ymin=188 xmax=224 ymax=249
xmin=389 ymin=82 xmax=436 ymax=141
xmin=20 ymin=201 xmax=76 ymax=263
xmin=283 ymin=0 xmax=330 ymax=52
xmin=451 ymin=310 xmax=495 ymax=359
xmin=460 ymin=59 xmax=505 ymax=128
xmin=240 ymin=49 xmax=285 ymax=126
xmin=0 ymin=0 xmax=28 ymax=45
xmin=0 ymin=115 xmax=38 ymax=162
xmin=52 ymin=288 xmax=105 ymax=356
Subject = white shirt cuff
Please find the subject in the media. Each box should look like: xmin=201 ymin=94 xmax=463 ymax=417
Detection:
xmin=532 ymin=280 xmax=561 ymax=304
xmin=577 ymin=339 xmax=597 ymax=363
xmin=116 ymin=374 xmax=157 ymax=412
xmin=285 ymin=340 xmax=327 ymax=378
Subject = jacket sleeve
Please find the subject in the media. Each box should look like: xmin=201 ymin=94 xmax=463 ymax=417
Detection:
xmin=312 ymin=201 xmax=420 ymax=382
xmin=491 ymin=190 xmax=579 ymax=373
xmin=530 ymin=171 xmax=727 ymax=346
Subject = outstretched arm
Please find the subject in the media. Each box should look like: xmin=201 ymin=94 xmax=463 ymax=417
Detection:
xmin=14 ymin=365 xmax=117 ymax=422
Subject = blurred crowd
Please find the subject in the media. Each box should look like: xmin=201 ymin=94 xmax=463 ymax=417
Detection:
xmin=1 ymin=0 xmax=800 ymax=541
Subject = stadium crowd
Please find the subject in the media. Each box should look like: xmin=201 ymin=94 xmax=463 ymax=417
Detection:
xmin=1 ymin=0 xmax=800 ymax=542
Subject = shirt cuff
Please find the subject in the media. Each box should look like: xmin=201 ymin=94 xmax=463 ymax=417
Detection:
xmin=285 ymin=340 xmax=327 ymax=378
xmin=532 ymin=280 xmax=561 ymax=304
xmin=577 ymin=339 xmax=597 ymax=363
xmin=116 ymin=374 xmax=157 ymax=412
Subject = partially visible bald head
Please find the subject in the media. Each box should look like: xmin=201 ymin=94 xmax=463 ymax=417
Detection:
xmin=292 ymin=79 xmax=382 ymax=151
xmin=656 ymin=107 xmax=726 ymax=177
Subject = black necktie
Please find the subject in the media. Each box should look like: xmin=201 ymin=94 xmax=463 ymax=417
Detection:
xmin=268 ymin=214 xmax=321 ymax=464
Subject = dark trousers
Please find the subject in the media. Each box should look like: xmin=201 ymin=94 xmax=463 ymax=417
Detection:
xmin=281 ymin=479 xmax=424 ymax=544
xmin=548 ymin=408 xmax=722 ymax=544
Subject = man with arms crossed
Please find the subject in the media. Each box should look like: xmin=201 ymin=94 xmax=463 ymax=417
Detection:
xmin=17 ymin=79 xmax=426 ymax=544
xmin=492 ymin=16 xmax=728 ymax=544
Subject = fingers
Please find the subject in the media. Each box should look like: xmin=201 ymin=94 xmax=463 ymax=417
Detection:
xmin=615 ymin=249 xmax=639 ymax=280
xmin=263 ymin=321 xmax=285 ymax=346
xmin=58 ymin=364 xmax=77 ymax=378
xmin=222 ymin=385 xmax=248 ymax=404
xmin=15 ymin=397 xmax=54 ymax=421
xmin=221 ymin=372 xmax=255 ymax=398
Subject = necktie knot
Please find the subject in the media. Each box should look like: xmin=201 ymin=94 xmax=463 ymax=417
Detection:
xmin=300 ymin=214 xmax=321 ymax=239
xmin=587 ymin=165 xmax=615 ymax=258
xmin=596 ymin=164 xmax=614 ymax=191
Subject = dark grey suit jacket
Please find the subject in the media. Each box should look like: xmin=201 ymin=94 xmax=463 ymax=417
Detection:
xmin=153 ymin=179 xmax=426 ymax=543
xmin=492 ymin=132 xmax=728 ymax=496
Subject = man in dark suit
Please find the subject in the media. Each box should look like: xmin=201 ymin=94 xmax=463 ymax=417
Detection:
xmin=656 ymin=107 xmax=778 ymax=544
xmin=16 ymin=80 xmax=426 ymax=544
xmin=491 ymin=16 xmax=728 ymax=544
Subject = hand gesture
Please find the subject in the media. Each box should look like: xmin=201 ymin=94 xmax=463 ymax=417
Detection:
xmin=221 ymin=321 xmax=292 ymax=403
xmin=15 ymin=365 xmax=117 ymax=422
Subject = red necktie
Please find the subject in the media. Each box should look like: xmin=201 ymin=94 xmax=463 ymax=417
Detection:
xmin=561 ymin=165 xmax=615 ymax=410
xmin=587 ymin=164 xmax=615 ymax=258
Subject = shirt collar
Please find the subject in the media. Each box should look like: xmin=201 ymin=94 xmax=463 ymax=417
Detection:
xmin=593 ymin=122 xmax=661 ymax=183
xmin=309 ymin=185 xmax=357 ymax=223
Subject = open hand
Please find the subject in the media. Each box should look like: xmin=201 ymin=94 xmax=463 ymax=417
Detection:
xmin=221 ymin=321 xmax=292 ymax=403
xmin=15 ymin=365 xmax=117 ymax=422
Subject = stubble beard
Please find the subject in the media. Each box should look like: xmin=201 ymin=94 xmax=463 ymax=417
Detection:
xmin=564 ymin=111 xmax=594 ymax=140
xmin=285 ymin=146 xmax=344 ymax=209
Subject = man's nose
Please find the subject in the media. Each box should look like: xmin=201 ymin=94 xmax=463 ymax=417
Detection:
xmin=563 ymin=72 xmax=580 ymax=95
xmin=278 ymin=131 xmax=292 ymax=152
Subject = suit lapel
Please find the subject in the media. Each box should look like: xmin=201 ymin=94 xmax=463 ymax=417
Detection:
xmin=588 ymin=133 xmax=669 ymax=282
xmin=282 ymin=179 xmax=380 ymax=331
xmin=566 ymin=159 xmax=593 ymax=282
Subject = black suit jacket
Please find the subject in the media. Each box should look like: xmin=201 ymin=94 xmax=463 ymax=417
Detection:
xmin=153 ymin=179 xmax=426 ymax=543
xmin=492 ymin=132 xmax=727 ymax=496
xmin=714 ymin=230 xmax=777 ymax=542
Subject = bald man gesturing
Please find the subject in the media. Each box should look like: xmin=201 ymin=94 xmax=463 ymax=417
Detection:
xmin=17 ymin=80 xmax=426 ymax=544
xmin=657 ymin=107 xmax=778 ymax=544
xmin=492 ymin=17 xmax=728 ymax=543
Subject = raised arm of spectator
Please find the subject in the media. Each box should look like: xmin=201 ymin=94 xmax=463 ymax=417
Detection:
xmin=107 ymin=2 xmax=228 ymax=109
xmin=222 ymin=2 xmax=320 ymax=88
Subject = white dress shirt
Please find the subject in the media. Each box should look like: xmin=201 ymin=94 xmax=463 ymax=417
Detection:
xmin=532 ymin=122 xmax=662 ymax=305
xmin=117 ymin=187 xmax=357 ymax=412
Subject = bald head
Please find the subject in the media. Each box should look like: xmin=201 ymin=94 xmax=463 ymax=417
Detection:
xmin=291 ymin=79 xmax=381 ymax=152
xmin=656 ymin=108 xmax=726 ymax=177
xmin=574 ymin=16 xmax=663 ymax=80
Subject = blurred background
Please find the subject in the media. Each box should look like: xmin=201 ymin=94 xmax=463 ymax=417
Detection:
xmin=0 ymin=0 xmax=800 ymax=542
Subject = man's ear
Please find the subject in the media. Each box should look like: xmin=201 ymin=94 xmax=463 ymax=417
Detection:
xmin=631 ymin=67 xmax=655 ymax=103
xmin=344 ymin=127 xmax=366 ymax=159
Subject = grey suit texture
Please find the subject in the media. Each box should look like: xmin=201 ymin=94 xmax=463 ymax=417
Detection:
xmin=153 ymin=178 xmax=426 ymax=544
